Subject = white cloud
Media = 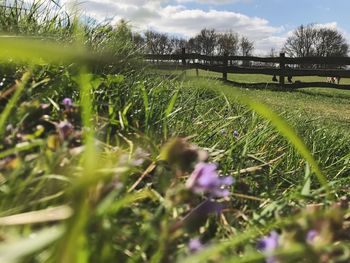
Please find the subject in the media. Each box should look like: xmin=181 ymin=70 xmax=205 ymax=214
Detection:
xmin=176 ymin=0 xmax=253 ymax=4
xmin=60 ymin=0 xmax=287 ymax=53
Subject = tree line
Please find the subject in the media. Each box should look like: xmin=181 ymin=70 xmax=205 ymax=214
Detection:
xmin=133 ymin=28 xmax=254 ymax=57
xmin=107 ymin=20 xmax=349 ymax=60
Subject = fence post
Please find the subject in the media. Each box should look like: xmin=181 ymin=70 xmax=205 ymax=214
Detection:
xmin=181 ymin=48 xmax=186 ymax=75
xmin=279 ymin=52 xmax=285 ymax=86
xmin=181 ymin=48 xmax=186 ymax=66
xmin=223 ymin=53 xmax=228 ymax=81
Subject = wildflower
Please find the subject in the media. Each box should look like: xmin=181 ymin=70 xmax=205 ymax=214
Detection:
xmin=62 ymin=98 xmax=73 ymax=110
xmin=306 ymin=229 xmax=318 ymax=244
xmin=57 ymin=120 xmax=74 ymax=140
xmin=257 ymin=231 xmax=279 ymax=263
xmin=233 ymin=130 xmax=239 ymax=138
xmin=188 ymin=238 xmax=204 ymax=253
xmin=186 ymin=162 xmax=233 ymax=197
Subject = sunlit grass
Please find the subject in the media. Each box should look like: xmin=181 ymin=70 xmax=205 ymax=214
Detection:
xmin=0 ymin=1 xmax=350 ymax=262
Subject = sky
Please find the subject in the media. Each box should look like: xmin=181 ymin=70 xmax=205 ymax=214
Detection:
xmin=60 ymin=0 xmax=350 ymax=54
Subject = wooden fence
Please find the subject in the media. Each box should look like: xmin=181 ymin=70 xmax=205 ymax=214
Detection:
xmin=145 ymin=48 xmax=350 ymax=89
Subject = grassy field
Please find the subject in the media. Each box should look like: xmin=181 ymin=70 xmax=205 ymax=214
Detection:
xmin=1 ymin=2 xmax=350 ymax=262
xmin=159 ymin=67 xmax=350 ymax=85
xmin=161 ymin=69 xmax=350 ymax=130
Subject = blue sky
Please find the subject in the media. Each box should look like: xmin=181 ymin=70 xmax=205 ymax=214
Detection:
xmin=61 ymin=0 xmax=350 ymax=54
xmin=189 ymin=0 xmax=350 ymax=32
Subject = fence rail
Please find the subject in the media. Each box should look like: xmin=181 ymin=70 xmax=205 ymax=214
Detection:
xmin=145 ymin=54 xmax=350 ymax=65
xmin=145 ymin=49 xmax=350 ymax=89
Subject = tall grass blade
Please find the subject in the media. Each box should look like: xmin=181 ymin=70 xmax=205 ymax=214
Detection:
xmin=140 ymin=83 xmax=150 ymax=127
xmin=163 ymin=89 xmax=179 ymax=138
xmin=0 ymin=226 xmax=64 ymax=263
xmin=0 ymin=71 xmax=31 ymax=138
xmin=234 ymin=94 xmax=330 ymax=195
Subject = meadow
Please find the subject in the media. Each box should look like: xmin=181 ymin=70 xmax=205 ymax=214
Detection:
xmin=1 ymin=1 xmax=350 ymax=262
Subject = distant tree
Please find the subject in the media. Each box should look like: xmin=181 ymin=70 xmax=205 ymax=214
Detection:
xmin=186 ymin=37 xmax=201 ymax=54
xmin=217 ymin=31 xmax=239 ymax=56
xmin=313 ymin=28 xmax=349 ymax=57
xmin=170 ymin=37 xmax=187 ymax=54
xmin=283 ymin=24 xmax=318 ymax=57
xmin=144 ymin=30 xmax=172 ymax=55
xmin=283 ymin=24 xmax=349 ymax=58
xmin=240 ymin=36 xmax=254 ymax=56
xmin=196 ymin=28 xmax=218 ymax=56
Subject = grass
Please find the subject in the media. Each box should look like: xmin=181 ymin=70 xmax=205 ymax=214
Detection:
xmin=164 ymin=68 xmax=350 ymax=85
xmin=162 ymin=69 xmax=350 ymax=130
xmin=1 ymin=2 xmax=350 ymax=262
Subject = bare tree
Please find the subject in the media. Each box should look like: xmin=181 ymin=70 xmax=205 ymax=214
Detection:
xmin=217 ymin=31 xmax=239 ymax=56
xmin=186 ymin=37 xmax=201 ymax=54
xmin=196 ymin=28 xmax=218 ymax=56
xmin=283 ymin=24 xmax=317 ymax=57
xmin=170 ymin=37 xmax=187 ymax=54
xmin=313 ymin=28 xmax=348 ymax=57
xmin=283 ymin=24 xmax=349 ymax=58
xmin=240 ymin=36 xmax=254 ymax=56
xmin=144 ymin=30 xmax=172 ymax=55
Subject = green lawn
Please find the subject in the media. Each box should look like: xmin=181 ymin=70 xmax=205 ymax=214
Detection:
xmin=170 ymin=68 xmax=350 ymax=85
xmin=158 ymin=69 xmax=350 ymax=130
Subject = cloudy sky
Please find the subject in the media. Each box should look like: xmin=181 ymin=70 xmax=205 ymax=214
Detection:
xmin=61 ymin=0 xmax=350 ymax=54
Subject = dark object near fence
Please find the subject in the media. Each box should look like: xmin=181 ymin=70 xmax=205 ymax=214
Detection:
xmin=145 ymin=49 xmax=350 ymax=90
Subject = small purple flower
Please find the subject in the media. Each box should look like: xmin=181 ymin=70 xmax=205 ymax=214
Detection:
xmin=57 ymin=120 xmax=74 ymax=140
xmin=186 ymin=162 xmax=233 ymax=197
xmin=306 ymin=229 xmax=318 ymax=244
xmin=233 ymin=130 xmax=239 ymax=138
xmin=62 ymin=98 xmax=73 ymax=110
xmin=257 ymin=231 xmax=279 ymax=263
xmin=188 ymin=238 xmax=204 ymax=253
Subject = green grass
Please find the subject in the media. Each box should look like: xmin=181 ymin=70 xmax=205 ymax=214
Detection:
xmin=162 ymin=69 xmax=350 ymax=129
xmin=1 ymin=2 xmax=350 ymax=262
xmin=1 ymin=58 xmax=350 ymax=263
xmin=167 ymin=68 xmax=350 ymax=85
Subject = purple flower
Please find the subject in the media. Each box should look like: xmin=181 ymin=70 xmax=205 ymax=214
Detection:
xmin=186 ymin=162 xmax=233 ymax=197
xmin=233 ymin=130 xmax=239 ymax=138
xmin=257 ymin=231 xmax=279 ymax=263
xmin=306 ymin=229 xmax=318 ymax=244
xmin=57 ymin=120 xmax=74 ymax=140
xmin=188 ymin=238 xmax=204 ymax=253
xmin=62 ymin=98 xmax=73 ymax=109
